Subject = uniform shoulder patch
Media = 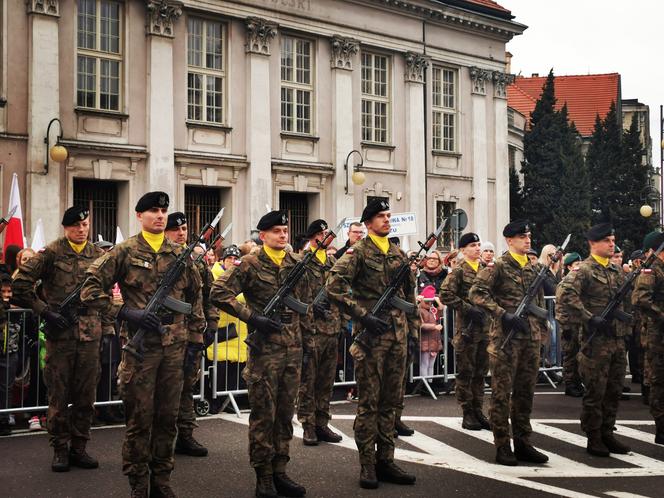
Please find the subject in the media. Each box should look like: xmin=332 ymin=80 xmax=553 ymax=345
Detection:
xmin=346 ymin=248 xmax=354 ymax=254
xmin=487 ymin=262 xmax=495 ymax=268
xmin=643 ymin=268 xmax=653 ymax=274
xmin=38 ymin=248 xmax=46 ymax=253
xmin=572 ymin=267 xmax=579 ymax=272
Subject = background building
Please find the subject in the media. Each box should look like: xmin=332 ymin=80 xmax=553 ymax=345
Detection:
xmin=0 ymin=0 xmax=525 ymax=250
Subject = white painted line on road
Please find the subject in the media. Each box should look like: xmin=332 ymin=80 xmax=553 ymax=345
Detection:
xmin=613 ymin=425 xmax=657 ymax=444
xmin=605 ymin=492 xmax=654 ymax=498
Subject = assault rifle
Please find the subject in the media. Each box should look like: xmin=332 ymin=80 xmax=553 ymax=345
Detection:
xmin=193 ymin=222 xmax=232 ymax=265
xmin=500 ymin=233 xmax=571 ymax=351
xmin=123 ymin=208 xmax=225 ymax=361
xmin=308 ymin=224 xmax=345 ymax=319
xmin=353 ymin=219 xmax=447 ymax=353
xmin=586 ymin=238 xmax=664 ymax=345
xmin=245 ymin=217 xmax=346 ymax=351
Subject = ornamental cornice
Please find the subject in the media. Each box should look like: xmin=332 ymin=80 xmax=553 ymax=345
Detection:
xmin=245 ymin=17 xmax=278 ymax=55
xmin=469 ymin=66 xmax=492 ymax=95
xmin=145 ymin=0 xmax=182 ymax=38
xmin=492 ymin=71 xmax=515 ymax=99
xmin=404 ymin=52 xmax=429 ymax=83
xmin=330 ymin=36 xmax=359 ymax=70
xmin=26 ymin=0 xmax=59 ymax=16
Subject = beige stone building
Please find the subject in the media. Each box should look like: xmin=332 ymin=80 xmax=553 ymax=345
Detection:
xmin=0 ymin=0 xmax=525 ymax=251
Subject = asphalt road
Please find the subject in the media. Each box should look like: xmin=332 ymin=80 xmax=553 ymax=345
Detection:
xmin=1 ymin=380 xmax=662 ymax=498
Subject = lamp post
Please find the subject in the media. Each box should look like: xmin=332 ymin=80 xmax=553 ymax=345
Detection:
xmin=44 ymin=118 xmax=68 ymax=175
xmin=344 ymin=149 xmax=365 ymax=194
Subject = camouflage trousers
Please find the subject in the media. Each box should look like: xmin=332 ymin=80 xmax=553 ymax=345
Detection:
xmin=561 ymin=327 xmax=582 ymax=386
xmin=454 ymin=335 xmax=489 ymax=412
xmin=177 ymin=351 xmax=202 ymax=436
xmin=578 ymin=335 xmax=626 ymax=434
xmin=354 ymin=331 xmax=407 ymax=465
xmin=642 ymin=325 xmax=651 ymax=387
xmin=395 ymin=352 xmax=413 ymax=421
xmin=647 ymin=329 xmax=664 ymax=424
xmin=297 ymin=333 xmax=338 ymax=427
xmin=117 ymin=337 xmax=185 ymax=485
xmin=44 ymin=338 xmax=100 ymax=449
xmin=488 ymin=337 xmax=540 ymax=447
xmin=243 ymin=342 xmax=302 ymax=473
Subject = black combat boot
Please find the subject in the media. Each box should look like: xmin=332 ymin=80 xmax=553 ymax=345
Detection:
xmin=602 ymin=432 xmax=631 ymax=454
xmin=655 ymin=419 xmax=664 ymax=445
xmin=474 ymin=410 xmax=491 ymax=430
xmin=255 ymin=469 xmax=277 ymax=498
xmin=129 ymin=475 xmax=149 ymax=498
xmin=375 ymin=460 xmax=416 ymax=485
xmin=51 ymin=446 xmax=70 ymax=472
xmin=273 ymin=472 xmax=306 ymax=497
xmin=302 ymin=424 xmax=318 ymax=446
xmin=69 ymin=445 xmax=99 ymax=469
xmin=586 ymin=431 xmax=610 ymax=457
xmin=514 ymin=439 xmax=549 ymax=464
xmin=175 ymin=433 xmax=208 ymax=457
xmin=565 ymin=384 xmax=584 ymax=397
xmin=461 ymin=409 xmax=482 ymax=431
xmin=495 ymin=443 xmax=518 ymax=466
xmin=149 ymin=483 xmax=177 ymax=498
xmin=395 ymin=418 xmax=414 ymax=436
xmin=359 ymin=464 xmax=379 ymax=489
xmin=316 ymin=425 xmax=342 ymax=443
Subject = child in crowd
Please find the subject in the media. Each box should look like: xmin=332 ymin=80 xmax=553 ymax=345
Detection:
xmin=418 ymin=285 xmax=443 ymax=381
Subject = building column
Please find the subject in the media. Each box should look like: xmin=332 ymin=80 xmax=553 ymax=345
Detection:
xmin=330 ymin=36 xmax=358 ymax=222
xmin=493 ymin=71 xmax=514 ymax=252
xmin=404 ymin=52 xmax=429 ymax=246
xmin=26 ymin=0 xmax=62 ymax=242
xmin=145 ymin=0 xmax=182 ymax=195
xmin=469 ymin=67 xmax=492 ymax=242
xmin=245 ymin=17 xmax=277 ymax=230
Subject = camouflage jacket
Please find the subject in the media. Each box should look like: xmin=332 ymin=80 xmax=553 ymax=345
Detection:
xmin=555 ymin=256 xmax=627 ymax=338
xmin=469 ymin=253 xmax=545 ymax=341
xmin=209 ymin=248 xmax=308 ymax=348
xmin=325 ymin=237 xmax=420 ymax=342
xmin=554 ymin=270 xmax=578 ymax=328
xmin=80 ymin=233 xmax=205 ymax=345
xmin=194 ymin=259 xmax=219 ymax=328
xmin=302 ymin=252 xmax=341 ymax=336
xmin=439 ymin=260 xmax=489 ymax=341
xmin=12 ymin=238 xmax=113 ymax=341
xmin=632 ymin=257 xmax=664 ymax=330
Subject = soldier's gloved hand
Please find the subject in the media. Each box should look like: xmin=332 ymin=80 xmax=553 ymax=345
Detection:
xmin=467 ymin=306 xmax=486 ymax=325
xmin=312 ymin=302 xmax=329 ymax=320
xmin=184 ymin=342 xmax=205 ymax=371
xmin=118 ymin=306 xmax=162 ymax=333
xmin=248 ymin=312 xmax=283 ymax=335
xmin=360 ymin=313 xmax=390 ymax=335
xmin=588 ymin=315 xmax=610 ymax=333
xmin=501 ymin=312 xmax=529 ymax=334
xmin=203 ymin=325 xmax=218 ymax=347
xmin=42 ymin=309 xmax=69 ymax=330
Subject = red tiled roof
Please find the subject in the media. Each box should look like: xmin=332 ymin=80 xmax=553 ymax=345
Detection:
xmin=464 ymin=0 xmax=511 ymax=13
xmin=507 ymin=73 xmax=621 ymax=136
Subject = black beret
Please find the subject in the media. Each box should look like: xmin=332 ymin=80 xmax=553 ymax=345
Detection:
xmin=257 ymin=210 xmax=288 ymax=231
xmin=643 ymin=231 xmax=664 ymax=252
xmin=502 ymin=220 xmax=530 ymax=237
xmin=61 ymin=206 xmax=89 ymax=226
xmin=630 ymin=250 xmax=645 ymax=261
xmin=166 ymin=212 xmax=187 ymax=231
xmin=586 ymin=223 xmax=614 ymax=242
xmin=526 ymin=248 xmax=538 ymax=257
xmin=222 ymin=245 xmax=241 ymax=259
xmin=458 ymin=232 xmax=480 ymax=248
xmin=135 ymin=191 xmax=169 ymax=213
xmin=305 ymin=219 xmax=328 ymax=239
xmin=360 ymin=198 xmax=390 ymax=223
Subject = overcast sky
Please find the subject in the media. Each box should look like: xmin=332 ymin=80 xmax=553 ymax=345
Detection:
xmin=503 ymin=0 xmax=663 ymax=167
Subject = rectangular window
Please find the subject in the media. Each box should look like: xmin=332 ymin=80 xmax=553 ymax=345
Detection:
xmin=436 ymin=200 xmax=456 ymax=250
xmin=184 ymin=186 xmax=223 ymax=241
xmin=432 ymin=67 xmax=457 ymax=152
xmin=280 ymin=36 xmax=313 ymax=134
xmin=73 ymin=179 xmax=118 ymax=243
xmin=361 ymin=52 xmax=390 ymax=144
xmin=76 ymin=0 xmax=122 ymax=111
xmin=187 ymin=17 xmax=226 ymax=124
xmin=279 ymin=191 xmax=310 ymax=245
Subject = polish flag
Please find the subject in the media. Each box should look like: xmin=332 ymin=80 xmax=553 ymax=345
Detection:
xmin=3 ymin=173 xmax=25 ymax=254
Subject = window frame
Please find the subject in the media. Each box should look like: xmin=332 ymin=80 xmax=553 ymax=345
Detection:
xmin=361 ymin=51 xmax=391 ymax=145
xmin=76 ymin=0 xmax=123 ymax=112
xmin=431 ymin=66 xmax=458 ymax=153
xmin=279 ymin=34 xmax=315 ymax=135
xmin=186 ymin=16 xmax=227 ymax=125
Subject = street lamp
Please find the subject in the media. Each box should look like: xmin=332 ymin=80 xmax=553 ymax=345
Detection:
xmin=344 ymin=149 xmax=365 ymax=194
xmin=44 ymin=118 xmax=68 ymax=175
xmin=640 ymin=204 xmax=653 ymax=218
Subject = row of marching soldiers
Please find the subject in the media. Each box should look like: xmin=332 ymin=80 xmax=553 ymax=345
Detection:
xmin=8 ymin=189 xmax=664 ymax=498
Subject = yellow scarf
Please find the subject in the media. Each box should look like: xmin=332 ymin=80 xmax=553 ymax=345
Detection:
xmin=68 ymin=240 xmax=87 ymax=254
xmin=369 ymin=234 xmax=389 ymax=254
xmin=466 ymin=259 xmax=480 ymax=272
xmin=509 ymin=251 xmax=528 ymax=268
xmin=592 ymin=254 xmax=609 ymax=267
xmin=312 ymin=245 xmax=327 ymax=265
xmin=263 ymin=245 xmax=286 ymax=266
xmin=142 ymin=231 xmax=164 ymax=253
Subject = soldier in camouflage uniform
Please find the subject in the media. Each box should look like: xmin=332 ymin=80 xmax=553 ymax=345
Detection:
xmin=469 ymin=221 xmax=549 ymax=466
xmin=632 ymin=231 xmax=664 ymax=444
xmin=556 ymin=223 xmax=631 ymax=457
xmin=297 ymin=219 xmax=343 ymax=446
xmin=12 ymin=206 xmax=111 ymax=472
xmin=210 ymin=210 xmax=308 ymax=498
xmin=326 ymin=199 xmax=419 ymax=489
xmin=557 ymin=252 xmax=585 ymax=398
xmin=440 ymin=232 xmax=490 ymax=431
xmin=81 ymin=192 xmax=205 ymax=498
xmin=163 ymin=212 xmax=219 ymax=457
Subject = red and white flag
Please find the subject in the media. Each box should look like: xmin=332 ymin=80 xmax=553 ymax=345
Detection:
xmin=3 ymin=173 xmax=25 ymax=254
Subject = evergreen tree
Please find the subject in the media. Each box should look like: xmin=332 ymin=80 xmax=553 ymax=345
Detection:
xmin=509 ymin=164 xmax=524 ymax=220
